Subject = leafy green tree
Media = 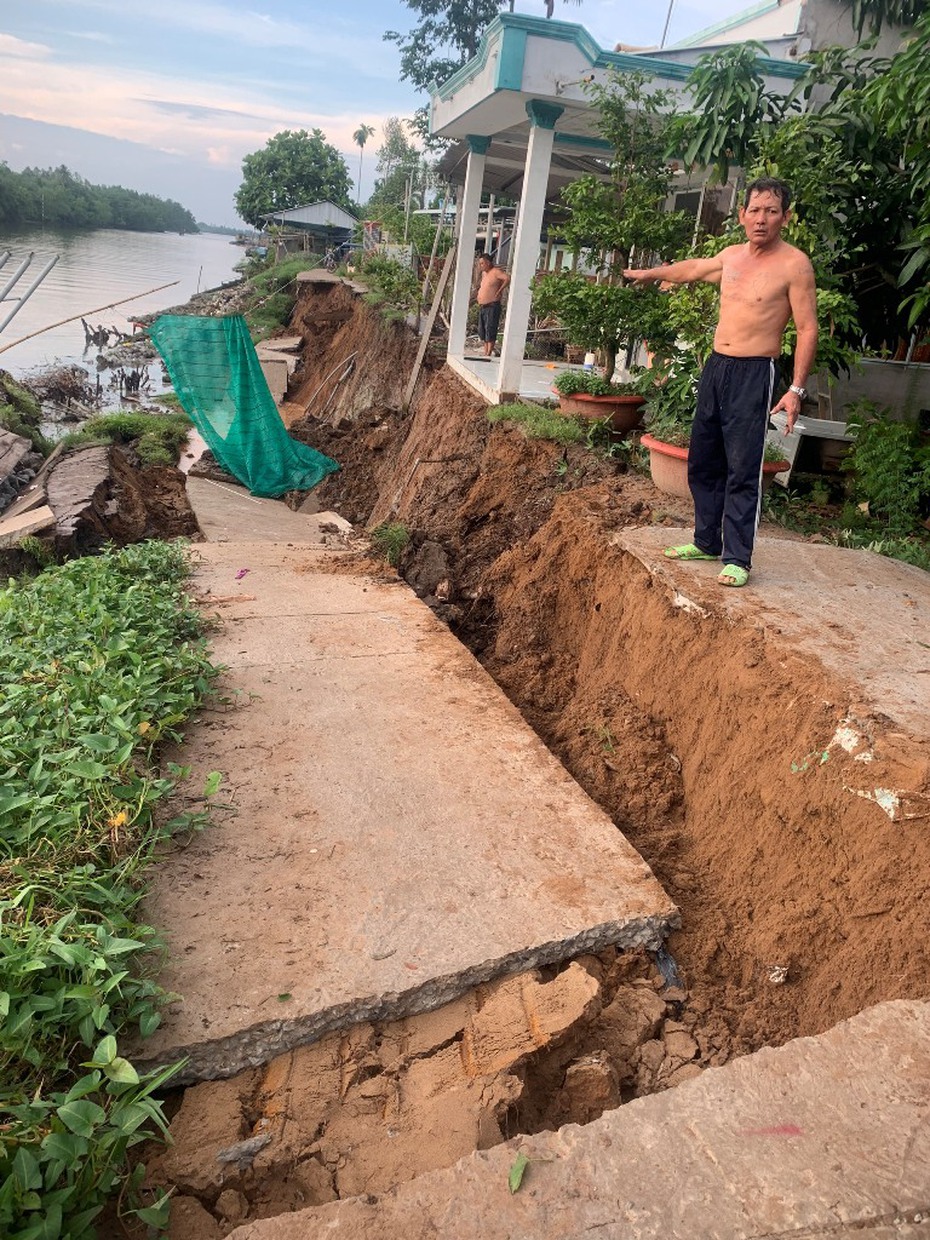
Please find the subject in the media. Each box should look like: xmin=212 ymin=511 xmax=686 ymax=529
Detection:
xmin=669 ymin=26 xmax=930 ymax=349
xmin=385 ymin=0 xmax=507 ymax=96
xmin=353 ymin=123 xmax=375 ymax=200
xmin=534 ymin=72 xmax=691 ymax=379
xmin=850 ymin=0 xmax=927 ymax=33
xmin=365 ymin=118 xmax=431 ymax=219
xmin=235 ymin=129 xmax=352 ymax=228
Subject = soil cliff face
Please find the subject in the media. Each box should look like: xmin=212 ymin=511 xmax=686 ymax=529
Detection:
xmin=284 ymin=279 xmax=930 ymax=1060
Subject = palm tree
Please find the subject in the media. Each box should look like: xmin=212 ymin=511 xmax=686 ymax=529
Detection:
xmin=545 ymin=0 xmax=583 ymax=16
xmin=353 ymin=124 xmax=376 ymax=201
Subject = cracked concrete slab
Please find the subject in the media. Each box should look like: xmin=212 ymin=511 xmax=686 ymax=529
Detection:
xmin=613 ymin=528 xmax=930 ymax=738
xmin=227 ymin=999 xmax=930 ymax=1240
xmin=137 ymin=541 xmax=677 ymax=1083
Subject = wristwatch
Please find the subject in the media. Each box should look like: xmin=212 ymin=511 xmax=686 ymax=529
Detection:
xmin=788 ymin=384 xmax=807 ymax=400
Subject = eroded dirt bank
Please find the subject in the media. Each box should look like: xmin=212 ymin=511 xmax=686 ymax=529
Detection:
xmin=148 ymin=280 xmax=930 ymax=1237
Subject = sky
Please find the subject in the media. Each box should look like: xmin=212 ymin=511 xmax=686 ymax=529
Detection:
xmin=1 ymin=0 xmax=753 ymax=227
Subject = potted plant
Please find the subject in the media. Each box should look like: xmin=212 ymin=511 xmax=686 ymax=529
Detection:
xmin=552 ymin=368 xmax=646 ymax=432
xmin=641 ymin=416 xmax=791 ymax=500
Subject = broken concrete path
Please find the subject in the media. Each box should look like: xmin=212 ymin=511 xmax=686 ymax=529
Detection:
xmin=185 ymin=477 xmax=351 ymax=546
xmin=618 ymin=528 xmax=930 ymax=738
xmin=228 ymin=999 xmax=930 ymax=1239
xmin=138 ymin=541 xmax=676 ymax=1082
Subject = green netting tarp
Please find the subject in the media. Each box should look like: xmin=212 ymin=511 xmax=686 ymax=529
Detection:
xmin=149 ymin=314 xmax=339 ymax=497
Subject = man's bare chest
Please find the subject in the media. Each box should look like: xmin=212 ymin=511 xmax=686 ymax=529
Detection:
xmin=720 ymin=258 xmax=789 ymax=310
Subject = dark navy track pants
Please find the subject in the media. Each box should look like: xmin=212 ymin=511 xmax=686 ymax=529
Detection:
xmin=688 ymin=351 xmax=775 ymax=570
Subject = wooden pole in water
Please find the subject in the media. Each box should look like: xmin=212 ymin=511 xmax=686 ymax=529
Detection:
xmin=0 ymin=279 xmax=181 ymax=356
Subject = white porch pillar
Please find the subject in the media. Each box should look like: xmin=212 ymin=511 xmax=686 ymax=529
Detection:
xmin=448 ymin=135 xmax=489 ymax=358
xmin=498 ymin=101 xmax=563 ymax=396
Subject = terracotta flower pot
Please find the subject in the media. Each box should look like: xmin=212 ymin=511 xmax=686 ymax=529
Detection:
xmin=640 ymin=433 xmax=690 ymax=499
xmin=641 ymin=434 xmax=790 ymax=500
xmin=554 ymin=390 xmax=646 ymax=433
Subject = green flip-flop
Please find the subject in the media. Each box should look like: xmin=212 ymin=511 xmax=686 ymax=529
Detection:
xmin=718 ymin=564 xmax=750 ymax=587
xmin=664 ymin=544 xmax=717 ymax=561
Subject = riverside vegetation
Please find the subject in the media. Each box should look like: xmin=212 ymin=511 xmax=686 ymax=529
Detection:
xmin=0 ymin=541 xmax=221 ymax=1238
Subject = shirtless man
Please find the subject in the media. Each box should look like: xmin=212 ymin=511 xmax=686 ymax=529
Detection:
xmin=474 ymin=254 xmax=510 ymax=357
xmin=623 ymin=177 xmax=818 ymax=587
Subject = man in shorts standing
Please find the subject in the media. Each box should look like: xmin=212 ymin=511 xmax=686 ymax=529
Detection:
xmin=623 ymin=177 xmax=818 ymax=587
xmin=474 ymin=254 xmax=510 ymax=358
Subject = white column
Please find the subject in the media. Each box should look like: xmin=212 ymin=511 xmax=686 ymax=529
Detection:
xmin=448 ymin=135 xmax=489 ymax=358
xmin=498 ymin=102 xmax=563 ymax=396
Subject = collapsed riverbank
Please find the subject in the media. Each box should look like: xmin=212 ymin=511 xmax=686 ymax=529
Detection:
xmin=130 ymin=274 xmax=930 ymax=1236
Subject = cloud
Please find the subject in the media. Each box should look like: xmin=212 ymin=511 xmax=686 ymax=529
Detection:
xmin=144 ymin=99 xmax=270 ymax=124
xmin=42 ymin=0 xmax=397 ymax=69
xmin=0 ymin=33 xmax=53 ymax=58
xmin=60 ymin=30 xmax=117 ymax=44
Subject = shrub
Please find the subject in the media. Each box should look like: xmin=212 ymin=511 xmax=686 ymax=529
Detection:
xmin=842 ymin=401 xmax=930 ymax=534
xmin=553 ymin=370 xmax=639 ymax=398
xmin=358 ymin=255 xmax=421 ymax=320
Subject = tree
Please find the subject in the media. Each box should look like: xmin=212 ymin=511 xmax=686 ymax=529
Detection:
xmin=385 ymin=1 xmax=508 ymax=98
xmin=234 ymin=129 xmax=351 ymax=228
xmin=669 ymin=26 xmax=930 ymax=349
xmin=850 ymin=0 xmax=927 ymax=33
xmin=366 ymin=117 xmax=429 ymax=217
xmin=534 ymin=72 xmax=691 ymax=379
xmin=353 ymin=124 xmax=375 ymax=200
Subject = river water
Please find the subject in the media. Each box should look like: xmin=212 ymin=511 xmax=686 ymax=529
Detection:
xmin=0 ymin=228 xmax=244 ymax=379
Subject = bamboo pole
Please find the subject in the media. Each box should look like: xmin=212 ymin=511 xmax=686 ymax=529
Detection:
xmin=0 ymin=279 xmax=181 ymax=356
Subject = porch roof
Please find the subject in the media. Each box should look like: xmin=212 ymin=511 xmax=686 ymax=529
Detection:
xmin=429 ymin=12 xmax=806 ymax=146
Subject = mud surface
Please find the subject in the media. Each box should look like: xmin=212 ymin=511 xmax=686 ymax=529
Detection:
xmin=143 ymin=281 xmax=930 ymax=1238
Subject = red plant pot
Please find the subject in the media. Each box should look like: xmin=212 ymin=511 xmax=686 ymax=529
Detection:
xmin=641 ymin=434 xmax=790 ymax=500
xmin=554 ymin=390 xmax=646 ymax=433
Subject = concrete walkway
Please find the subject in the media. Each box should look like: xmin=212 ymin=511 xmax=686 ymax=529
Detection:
xmin=229 ymin=998 xmax=930 ymax=1239
xmin=138 ymin=489 xmax=676 ymax=1082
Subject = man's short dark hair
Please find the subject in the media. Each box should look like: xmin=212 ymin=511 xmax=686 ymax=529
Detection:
xmin=744 ymin=177 xmax=792 ymax=212
xmin=478 ymin=253 xmax=494 ymax=264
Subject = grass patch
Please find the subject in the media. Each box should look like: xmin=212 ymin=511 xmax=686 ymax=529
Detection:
xmin=488 ymin=401 xmax=587 ymax=445
xmin=369 ymin=521 xmax=410 ymax=567
xmin=59 ymin=411 xmax=192 ymax=467
xmin=1 ymin=372 xmax=50 ymax=456
xmin=243 ymin=255 xmax=320 ymax=341
xmin=0 ymin=540 xmax=221 ymax=1237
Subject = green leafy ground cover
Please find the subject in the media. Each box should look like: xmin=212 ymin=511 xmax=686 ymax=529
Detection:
xmin=0 ymin=540 xmax=220 ymax=1238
